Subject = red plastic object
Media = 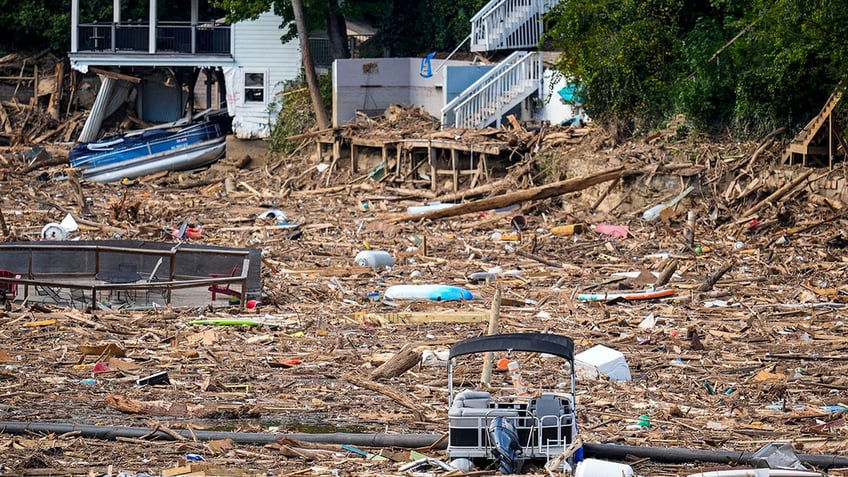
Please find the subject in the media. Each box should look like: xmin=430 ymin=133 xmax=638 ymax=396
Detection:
xmin=92 ymin=362 xmax=110 ymax=373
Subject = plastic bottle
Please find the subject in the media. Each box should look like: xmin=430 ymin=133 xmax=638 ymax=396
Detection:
xmin=354 ymin=250 xmax=394 ymax=270
xmin=507 ymin=360 xmax=529 ymax=396
xmin=642 ymin=185 xmax=695 ymax=222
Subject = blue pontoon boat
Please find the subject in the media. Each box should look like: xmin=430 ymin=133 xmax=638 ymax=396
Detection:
xmin=70 ymin=115 xmax=229 ymax=183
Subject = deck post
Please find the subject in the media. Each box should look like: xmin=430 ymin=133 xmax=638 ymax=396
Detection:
xmin=71 ymin=0 xmax=79 ymax=53
xmin=148 ymin=0 xmax=157 ymax=54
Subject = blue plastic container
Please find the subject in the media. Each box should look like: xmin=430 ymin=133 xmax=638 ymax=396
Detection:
xmin=384 ymin=284 xmax=473 ymax=301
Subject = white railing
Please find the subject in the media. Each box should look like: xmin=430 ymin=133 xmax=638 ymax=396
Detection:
xmin=470 ymin=0 xmax=559 ymax=52
xmin=441 ymin=51 xmax=542 ymax=129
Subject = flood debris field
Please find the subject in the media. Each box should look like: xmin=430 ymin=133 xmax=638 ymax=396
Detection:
xmin=1 ymin=116 xmax=848 ymax=477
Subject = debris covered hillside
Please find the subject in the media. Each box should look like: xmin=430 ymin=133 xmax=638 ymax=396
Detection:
xmin=0 ymin=100 xmax=848 ymax=477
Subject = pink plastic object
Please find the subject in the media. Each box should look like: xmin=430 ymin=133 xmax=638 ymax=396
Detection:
xmin=594 ymin=223 xmax=629 ymax=238
xmin=246 ymin=299 xmax=258 ymax=309
xmin=92 ymin=362 xmax=110 ymax=373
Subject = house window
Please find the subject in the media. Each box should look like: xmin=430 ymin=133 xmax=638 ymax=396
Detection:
xmin=244 ymin=72 xmax=265 ymax=103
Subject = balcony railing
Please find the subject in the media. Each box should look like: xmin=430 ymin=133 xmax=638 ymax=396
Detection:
xmin=309 ymin=34 xmax=373 ymax=68
xmin=76 ymin=21 xmax=231 ymax=54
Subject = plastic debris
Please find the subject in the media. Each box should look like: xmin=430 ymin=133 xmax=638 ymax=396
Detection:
xmin=575 ymin=345 xmax=632 ymax=381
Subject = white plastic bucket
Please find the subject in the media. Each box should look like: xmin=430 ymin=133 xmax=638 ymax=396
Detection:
xmin=574 ymin=458 xmax=634 ymax=477
xmin=354 ymin=250 xmax=394 ymax=270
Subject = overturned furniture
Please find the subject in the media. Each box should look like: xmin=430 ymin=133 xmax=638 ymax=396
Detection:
xmin=447 ymin=333 xmax=578 ymax=473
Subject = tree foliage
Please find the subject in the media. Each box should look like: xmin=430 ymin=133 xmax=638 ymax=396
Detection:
xmin=546 ymin=0 xmax=848 ymax=138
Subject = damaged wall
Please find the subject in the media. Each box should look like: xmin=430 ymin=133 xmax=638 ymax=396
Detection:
xmin=333 ymin=58 xmax=476 ymax=127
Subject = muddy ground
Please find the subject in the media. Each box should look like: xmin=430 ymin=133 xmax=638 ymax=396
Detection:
xmin=1 ymin=118 xmax=848 ymax=477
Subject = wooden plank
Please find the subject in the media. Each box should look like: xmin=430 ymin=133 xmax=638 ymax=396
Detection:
xmin=88 ymin=66 xmax=142 ymax=84
xmin=350 ymin=311 xmax=491 ymax=324
xmin=451 ymin=148 xmax=458 ymax=192
xmin=403 ymin=138 xmax=502 ymax=155
xmin=0 ymin=101 xmax=12 ymax=134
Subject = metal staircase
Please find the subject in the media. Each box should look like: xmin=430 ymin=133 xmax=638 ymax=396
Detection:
xmin=441 ymin=51 xmax=542 ymax=129
xmin=470 ymin=0 xmax=558 ymax=52
xmin=442 ymin=0 xmax=557 ymax=129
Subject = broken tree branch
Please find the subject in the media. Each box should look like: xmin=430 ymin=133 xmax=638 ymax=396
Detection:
xmin=342 ymin=373 xmax=429 ymax=422
xmin=699 ymin=260 xmax=735 ymax=292
xmin=739 ymin=170 xmax=812 ymax=220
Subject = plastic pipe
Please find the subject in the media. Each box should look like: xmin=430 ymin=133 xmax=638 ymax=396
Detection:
xmin=2 ymin=421 xmax=848 ymax=469
xmin=0 ymin=421 xmax=438 ymax=448
xmin=582 ymin=442 xmax=848 ymax=469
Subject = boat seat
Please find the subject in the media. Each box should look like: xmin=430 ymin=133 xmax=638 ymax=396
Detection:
xmin=450 ymin=390 xmax=519 ymax=427
xmin=451 ymin=389 xmax=493 ymax=409
xmin=530 ymin=393 xmax=568 ymax=418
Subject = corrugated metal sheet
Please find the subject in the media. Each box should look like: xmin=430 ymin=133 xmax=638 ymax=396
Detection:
xmin=229 ymin=11 xmax=301 ymax=138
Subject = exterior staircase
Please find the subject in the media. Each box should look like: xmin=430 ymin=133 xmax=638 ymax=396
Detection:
xmin=470 ymin=0 xmax=558 ymax=52
xmin=784 ymin=86 xmax=845 ymax=166
xmin=442 ymin=0 xmax=557 ymax=129
xmin=441 ymin=51 xmax=542 ymax=129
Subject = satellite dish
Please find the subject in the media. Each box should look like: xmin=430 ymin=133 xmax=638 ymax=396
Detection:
xmin=41 ymin=223 xmax=68 ymax=241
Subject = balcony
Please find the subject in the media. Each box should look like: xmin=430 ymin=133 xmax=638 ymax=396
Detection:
xmin=76 ymin=21 xmax=231 ymax=55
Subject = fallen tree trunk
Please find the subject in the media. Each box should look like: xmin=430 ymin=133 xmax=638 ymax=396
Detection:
xmin=391 ymin=166 xmax=625 ymax=222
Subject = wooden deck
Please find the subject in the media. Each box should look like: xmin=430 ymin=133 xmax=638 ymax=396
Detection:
xmin=316 ymin=135 xmax=506 ymax=192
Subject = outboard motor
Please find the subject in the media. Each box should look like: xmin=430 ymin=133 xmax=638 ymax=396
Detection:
xmin=488 ymin=416 xmax=523 ymax=474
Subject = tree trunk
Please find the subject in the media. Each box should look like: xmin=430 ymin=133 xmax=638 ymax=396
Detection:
xmin=292 ymin=0 xmax=330 ymax=129
xmin=325 ymin=0 xmax=350 ymax=60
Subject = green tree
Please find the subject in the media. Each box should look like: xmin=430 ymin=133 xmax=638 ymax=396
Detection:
xmin=372 ymin=0 xmax=485 ymax=56
xmin=545 ymin=0 xmax=690 ymax=138
xmin=547 ymin=0 xmax=848 ymax=138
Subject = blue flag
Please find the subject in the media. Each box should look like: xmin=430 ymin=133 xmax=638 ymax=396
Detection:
xmin=420 ymin=51 xmax=437 ymax=78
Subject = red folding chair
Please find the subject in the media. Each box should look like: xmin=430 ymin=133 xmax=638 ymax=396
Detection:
xmin=208 ymin=265 xmax=241 ymax=301
xmin=0 ymin=270 xmax=19 ymax=302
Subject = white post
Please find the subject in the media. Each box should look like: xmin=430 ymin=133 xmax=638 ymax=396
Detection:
xmin=71 ymin=0 xmax=79 ymax=53
xmin=112 ymin=0 xmax=120 ymax=51
xmin=148 ymin=0 xmax=157 ymax=53
xmin=191 ymin=0 xmax=198 ymax=53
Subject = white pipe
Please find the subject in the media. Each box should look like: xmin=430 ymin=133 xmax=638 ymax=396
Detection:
xmin=687 ymin=470 xmax=823 ymax=477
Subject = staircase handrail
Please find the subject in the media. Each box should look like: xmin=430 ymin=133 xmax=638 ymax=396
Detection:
xmin=471 ymin=0 xmax=558 ymax=51
xmin=442 ymin=50 xmax=528 ymax=116
xmin=470 ymin=0 xmax=509 ymax=23
xmin=443 ymin=51 xmax=541 ymax=129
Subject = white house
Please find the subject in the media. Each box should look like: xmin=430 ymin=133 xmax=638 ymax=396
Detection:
xmin=68 ymin=0 xmax=301 ymax=140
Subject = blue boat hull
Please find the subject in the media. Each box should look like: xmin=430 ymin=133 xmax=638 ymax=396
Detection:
xmin=81 ymin=137 xmax=226 ymax=183
xmin=70 ymin=120 xmax=227 ymax=183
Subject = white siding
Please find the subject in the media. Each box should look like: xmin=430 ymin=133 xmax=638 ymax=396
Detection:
xmin=229 ymin=11 xmax=301 ymax=138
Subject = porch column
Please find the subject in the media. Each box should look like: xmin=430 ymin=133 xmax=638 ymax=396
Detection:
xmin=191 ymin=0 xmax=198 ymax=53
xmin=112 ymin=0 xmax=120 ymax=51
xmin=148 ymin=0 xmax=157 ymax=53
xmin=71 ymin=0 xmax=79 ymax=53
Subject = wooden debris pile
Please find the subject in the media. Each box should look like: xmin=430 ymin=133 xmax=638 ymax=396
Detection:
xmin=2 ymin=115 xmax=848 ymax=477
xmin=0 ymin=51 xmax=80 ymax=147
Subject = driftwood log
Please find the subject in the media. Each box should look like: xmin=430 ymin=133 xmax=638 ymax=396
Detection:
xmin=368 ymin=344 xmax=421 ymax=380
xmin=391 ymin=166 xmax=625 ymax=222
